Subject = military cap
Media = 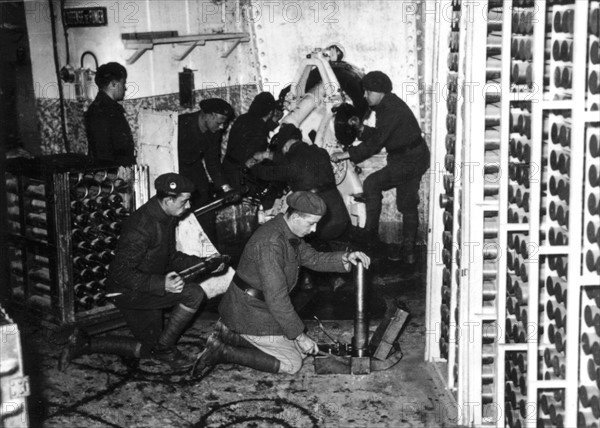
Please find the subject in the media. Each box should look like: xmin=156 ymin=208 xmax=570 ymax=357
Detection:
xmin=362 ymin=71 xmax=393 ymax=93
xmin=271 ymin=123 xmax=302 ymax=151
xmin=248 ymin=92 xmax=279 ymax=117
xmin=154 ymin=173 xmax=195 ymax=194
xmin=199 ymin=98 xmax=235 ymax=120
xmin=287 ymin=191 xmax=327 ymax=216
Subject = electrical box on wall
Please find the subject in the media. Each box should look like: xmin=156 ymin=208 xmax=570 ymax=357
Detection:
xmin=63 ymin=7 xmax=108 ymax=27
xmin=179 ymin=68 xmax=195 ymax=108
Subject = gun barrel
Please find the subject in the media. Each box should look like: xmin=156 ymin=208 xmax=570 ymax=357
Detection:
xmin=178 ymin=261 xmax=208 ymax=280
xmin=192 ymin=187 xmax=248 ymax=217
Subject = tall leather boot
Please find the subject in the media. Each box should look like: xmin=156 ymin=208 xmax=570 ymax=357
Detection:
xmin=151 ymin=304 xmax=197 ymax=370
xmin=59 ymin=329 xmax=141 ymax=371
xmin=192 ymin=333 xmax=280 ymax=377
xmin=402 ymin=212 xmax=419 ymax=263
xmin=216 ymin=320 xmax=253 ymax=348
xmin=391 ymin=212 xmax=419 ymax=273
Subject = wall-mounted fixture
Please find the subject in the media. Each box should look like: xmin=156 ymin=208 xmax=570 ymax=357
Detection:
xmin=63 ymin=7 xmax=108 ymax=27
xmin=59 ymin=51 xmax=98 ymax=100
xmin=121 ymin=31 xmax=250 ymax=65
xmin=179 ymin=68 xmax=195 ymax=108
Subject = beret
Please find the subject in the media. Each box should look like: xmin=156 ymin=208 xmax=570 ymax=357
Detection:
xmin=362 ymin=71 xmax=393 ymax=93
xmin=287 ymin=191 xmax=327 ymax=216
xmin=154 ymin=173 xmax=195 ymax=194
xmin=248 ymin=92 xmax=279 ymax=117
xmin=200 ymin=98 xmax=235 ymax=119
xmin=271 ymin=123 xmax=302 ymax=151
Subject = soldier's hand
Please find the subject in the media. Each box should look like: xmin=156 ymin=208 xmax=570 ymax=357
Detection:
xmin=245 ymin=157 xmax=259 ymax=169
xmin=206 ymin=254 xmax=227 ymax=273
xmin=295 ymin=333 xmax=319 ymax=355
xmin=165 ymin=272 xmax=184 ymax=293
xmin=331 ymin=151 xmax=349 ymax=163
xmin=205 ymin=254 xmax=231 ymax=274
xmin=255 ymin=151 xmax=273 ymax=162
xmin=342 ymin=251 xmax=371 ymax=269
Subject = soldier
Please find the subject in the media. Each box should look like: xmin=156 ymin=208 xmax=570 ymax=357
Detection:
xmin=178 ymin=98 xmax=235 ymax=242
xmin=247 ymin=124 xmax=350 ymax=242
xmin=222 ymin=92 xmax=280 ymax=191
xmin=85 ymin=62 xmax=135 ymax=166
xmin=332 ymin=71 xmax=430 ymax=268
xmin=193 ymin=191 xmax=370 ymax=376
xmin=59 ymin=173 xmax=225 ymax=371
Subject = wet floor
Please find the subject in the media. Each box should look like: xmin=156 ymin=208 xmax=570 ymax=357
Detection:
xmin=16 ymin=244 xmax=455 ymax=428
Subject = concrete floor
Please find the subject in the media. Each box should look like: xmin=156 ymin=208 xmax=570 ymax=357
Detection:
xmin=17 ymin=248 xmax=456 ymax=428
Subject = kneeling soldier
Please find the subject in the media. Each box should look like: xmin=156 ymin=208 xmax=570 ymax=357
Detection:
xmin=193 ymin=191 xmax=370 ymax=376
xmin=60 ymin=173 xmax=225 ymax=371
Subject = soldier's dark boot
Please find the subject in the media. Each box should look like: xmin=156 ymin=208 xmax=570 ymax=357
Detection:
xmin=192 ymin=333 xmax=280 ymax=377
xmin=216 ymin=320 xmax=253 ymax=348
xmin=59 ymin=329 xmax=141 ymax=371
xmin=388 ymin=212 xmax=419 ymax=273
xmin=151 ymin=304 xmax=197 ymax=370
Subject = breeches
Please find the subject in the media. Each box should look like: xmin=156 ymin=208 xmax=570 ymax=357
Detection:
xmin=240 ymin=334 xmax=306 ymax=374
xmin=363 ymin=149 xmax=430 ymax=235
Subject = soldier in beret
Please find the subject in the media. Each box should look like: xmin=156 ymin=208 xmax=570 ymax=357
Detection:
xmin=331 ymin=70 xmax=430 ymax=268
xmin=222 ymin=92 xmax=281 ymax=191
xmin=85 ymin=62 xmax=136 ymax=166
xmin=192 ymin=191 xmax=370 ymax=376
xmin=59 ymin=173 xmax=225 ymax=371
xmin=247 ymin=123 xmax=350 ymax=242
xmin=178 ymin=98 xmax=235 ymax=243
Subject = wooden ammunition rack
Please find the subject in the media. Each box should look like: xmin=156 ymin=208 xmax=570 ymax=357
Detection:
xmin=3 ymin=154 xmax=149 ymax=334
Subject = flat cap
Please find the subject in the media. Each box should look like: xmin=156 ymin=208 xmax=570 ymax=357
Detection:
xmin=248 ymin=92 xmax=279 ymax=117
xmin=200 ymin=98 xmax=235 ymax=120
xmin=154 ymin=173 xmax=195 ymax=194
xmin=271 ymin=123 xmax=302 ymax=151
xmin=287 ymin=191 xmax=327 ymax=216
xmin=362 ymin=71 xmax=393 ymax=93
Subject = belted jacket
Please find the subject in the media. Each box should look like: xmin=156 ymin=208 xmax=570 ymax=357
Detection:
xmin=218 ymin=214 xmax=348 ymax=339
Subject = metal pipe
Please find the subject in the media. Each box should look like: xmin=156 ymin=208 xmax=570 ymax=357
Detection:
xmin=353 ymin=261 xmax=368 ymax=357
